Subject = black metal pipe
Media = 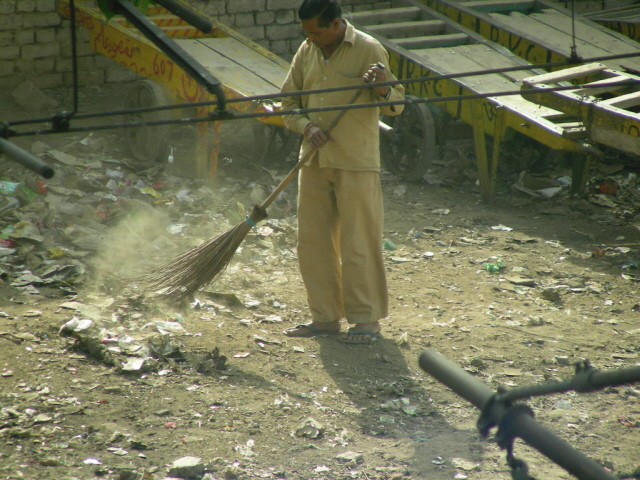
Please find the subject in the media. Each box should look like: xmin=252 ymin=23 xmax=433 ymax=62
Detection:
xmin=7 ymin=78 xmax=638 ymax=134
xmin=69 ymin=0 xmax=79 ymax=115
xmin=0 ymin=138 xmax=54 ymax=178
xmin=110 ymin=0 xmax=226 ymax=112
xmin=418 ymin=349 xmax=620 ymax=480
xmin=7 ymin=50 xmax=640 ymax=128
xmin=153 ymin=0 xmax=212 ymax=33
xmin=583 ymin=365 xmax=640 ymax=391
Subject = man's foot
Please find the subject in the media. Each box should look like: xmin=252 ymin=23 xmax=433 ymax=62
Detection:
xmin=284 ymin=322 xmax=340 ymax=337
xmin=339 ymin=322 xmax=381 ymax=344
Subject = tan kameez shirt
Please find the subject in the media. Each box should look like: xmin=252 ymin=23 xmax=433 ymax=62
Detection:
xmin=281 ymin=20 xmax=405 ymax=171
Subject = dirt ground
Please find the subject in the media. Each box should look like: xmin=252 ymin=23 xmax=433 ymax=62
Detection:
xmin=1 ymin=82 xmax=640 ymax=480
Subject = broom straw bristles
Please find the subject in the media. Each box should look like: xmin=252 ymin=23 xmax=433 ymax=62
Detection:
xmin=138 ymin=204 xmax=268 ymax=301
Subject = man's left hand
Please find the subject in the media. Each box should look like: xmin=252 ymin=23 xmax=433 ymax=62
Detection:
xmin=364 ymin=63 xmax=391 ymax=99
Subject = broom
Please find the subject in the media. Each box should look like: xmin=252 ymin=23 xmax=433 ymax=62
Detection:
xmin=138 ymin=85 xmax=368 ymax=301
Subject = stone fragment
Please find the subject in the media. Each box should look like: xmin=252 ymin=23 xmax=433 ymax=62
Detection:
xmin=336 ymin=451 xmax=364 ymax=464
xmin=168 ymin=456 xmax=205 ymax=479
xmin=295 ymin=417 xmax=324 ymax=438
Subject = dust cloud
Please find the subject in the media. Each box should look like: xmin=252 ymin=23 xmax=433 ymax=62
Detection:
xmin=87 ymin=200 xmax=173 ymax=293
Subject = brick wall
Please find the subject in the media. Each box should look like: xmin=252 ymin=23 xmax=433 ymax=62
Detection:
xmin=188 ymin=0 xmax=390 ymax=57
xmin=0 ymin=0 xmax=389 ymax=90
xmin=0 ymin=0 xmax=63 ymax=89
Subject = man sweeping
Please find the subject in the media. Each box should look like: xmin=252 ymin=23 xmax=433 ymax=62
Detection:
xmin=280 ymin=0 xmax=405 ymax=344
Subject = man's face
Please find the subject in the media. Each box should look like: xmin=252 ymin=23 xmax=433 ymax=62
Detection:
xmin=301 ymin=16 xmax=340 ymax=49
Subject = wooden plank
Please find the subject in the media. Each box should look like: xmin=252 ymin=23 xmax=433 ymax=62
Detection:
xmin=393 ymin=33 xmax=468 ymax=48
xmin=177 ymin=38 xmax=287 ymax=97
xmin=366 ymin=20 xmax=446 ymax=37
xmin=600 ymin=90 xmax=640 ymax=108
xmin=347 ymin=7 xmax=422 ymax=25
xmin=464 ymin=46 xmax=547 ymax=82
xmin=414 ymin=44 xmax=562 ymax=116
xmin=416 ymin=44 xmax=524 ymax=91
xmin=525 ymin=10 xmax=640 ymax=73
xmin=590 ymin=128 xmax=640 ymax=155
xmin=585 ymin=4 xmax=640 ymax=21
xmin=532 ymin=10 xmax=640 ymax=56
xmin=573 ymin=74 xmax=639 ymax=96
xmin=522 ymin=62 xmax=608 ymax=86
xmin=489 ymin=10 xmax=618 ymax=62
xmin=463 ymin=0 xmax=536 ymax=13
xmin=194 ymin=37 xmax=288 ymax=88
xmin=556 ymin=122 xmax=586 ymax=139
xmin=413 ymin=45 xmax=517 ymax=92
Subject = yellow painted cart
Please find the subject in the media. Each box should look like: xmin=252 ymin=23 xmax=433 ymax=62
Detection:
xmin=416 ymin=0 xmax=640 ymax=73
xmin=350 ymin=1 xmax=600 ymax=199
xmin=584 ymin=4 xmax=640 ymax=44
xmin=521 ymin=63 xmax=640 ymax=156
xmin=56 ymin=0 xmax=295 ymax=177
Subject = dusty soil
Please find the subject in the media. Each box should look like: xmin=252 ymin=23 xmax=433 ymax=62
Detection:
xmin=1 ymin=83 xmax=640 ymax=480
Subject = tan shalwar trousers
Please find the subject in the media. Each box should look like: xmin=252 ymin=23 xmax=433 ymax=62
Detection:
xmin=297 ymin=158 xmax=388 ymax=325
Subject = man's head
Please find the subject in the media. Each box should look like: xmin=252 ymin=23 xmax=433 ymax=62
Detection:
xmin=299 ymin=0 xmax=344 ymax=50
xmin=299 ymin=0 xmax=341 ymax=27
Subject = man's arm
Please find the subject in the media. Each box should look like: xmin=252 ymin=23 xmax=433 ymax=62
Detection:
xmin=280 ymin=48 xmax=314 ymax=135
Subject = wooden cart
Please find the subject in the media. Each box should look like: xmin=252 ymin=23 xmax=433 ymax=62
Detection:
xmin=56 ymin=0 xmax=295 ymax=178
xmin=415 ymin=0 xmax=640 ymax=73
xmin=521 ymin=63 xmax=640 ymax=156
xmin=350 ymin=1 xmax=605 ymax=199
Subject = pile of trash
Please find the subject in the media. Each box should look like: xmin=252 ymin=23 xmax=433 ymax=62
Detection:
xmin=0 ymin=135 xmax=298 ymax=300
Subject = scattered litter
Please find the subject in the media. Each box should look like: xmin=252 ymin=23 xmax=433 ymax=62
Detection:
xmin=431 ymin=208 xmax=450 ymax=215
xmin=484 ymin=259 xmax=505 ymax=273
xmin=234 ymin=439 xmax=256 ymax=458
xmin=296 ymin=418 xmax=324 ymax=439
xmin=491 ymin=224 xmax=513 ymax=231
xmin=393 ymin=185 xmax=407 ymax=197
xmin=382 ymin=240 xmax=396 ymax=251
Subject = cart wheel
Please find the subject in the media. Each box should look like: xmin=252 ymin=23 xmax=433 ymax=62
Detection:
xmin=381 ymin=96 xmax=439 ymax=181
xmin=123 ymin=80 xmax=172 ymax=164
xmin=252 ymin=122 xmax=300 ymax=163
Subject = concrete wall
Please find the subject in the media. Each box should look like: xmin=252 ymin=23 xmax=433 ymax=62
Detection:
xmin=0 ymin=0 xmax=389 ymax=91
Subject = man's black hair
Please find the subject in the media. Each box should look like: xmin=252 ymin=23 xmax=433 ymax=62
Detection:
xmin=299 ymin=0 xmax=342 ymax=27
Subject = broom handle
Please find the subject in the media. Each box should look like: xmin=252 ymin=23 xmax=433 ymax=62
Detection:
xmin=259 ymin=86 xmax=365 ymax=210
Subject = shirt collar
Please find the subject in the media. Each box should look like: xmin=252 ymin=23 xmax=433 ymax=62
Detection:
xmin=343 ymin=20 xmax=356 ymax=45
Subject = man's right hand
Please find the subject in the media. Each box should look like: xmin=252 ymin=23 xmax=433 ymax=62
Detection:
xmin=305 ymin=123 xmax=330 ymax=149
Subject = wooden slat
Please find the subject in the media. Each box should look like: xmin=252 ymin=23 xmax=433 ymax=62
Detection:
xmin=365 ymin=20 xmax=445 ymax=38
xmin=347 ymin=7 xmax=422 ymax=25
xmin=522 ymin=62 xmax=608 ymax=86
xmin=176 ymin=38 xmax=287 ymax=97
xmin=573 ymin=74 xmax=638 ymax=96
xmin=585 ymin=4 xmax=640 ymax=21
xmin=600 ymin=90 xmax=640 ymax=108
xmin=415 ymin=44 xmax=521 ymax=92
xmin=490 ymin=10 xmax=618 ymax=61
xmin=463 ymin=0 xmax=536 ymax=12
xmin=465 ymin=46 xmax=547 ymax=82
xmin=413 ymin=44 xmax=562 ymax=116
xmin=557 ymin=122 xmax=586 ymax=139
xmin=532 ymin=10 xmax=640 ymax=56
xmin=393 ymin=33 xmax=469 ymax=49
